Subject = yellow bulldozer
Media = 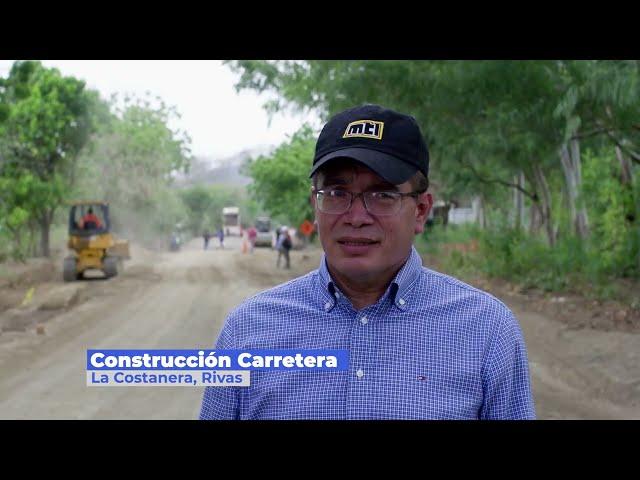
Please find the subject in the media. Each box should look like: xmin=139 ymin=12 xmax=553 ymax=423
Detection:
xmin=63 ymin=201 xmax=130 ymax=282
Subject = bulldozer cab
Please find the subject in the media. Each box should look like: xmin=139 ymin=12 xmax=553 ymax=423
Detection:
xmin=69 ymin=202 xmax=110 ymax=237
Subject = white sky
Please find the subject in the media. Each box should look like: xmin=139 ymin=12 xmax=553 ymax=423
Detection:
xmin=0 ymin=60 xmax=321 ymax=163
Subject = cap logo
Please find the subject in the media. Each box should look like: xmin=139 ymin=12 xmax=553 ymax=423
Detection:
xmin=343 ymin=120 xmax=384 ymax=140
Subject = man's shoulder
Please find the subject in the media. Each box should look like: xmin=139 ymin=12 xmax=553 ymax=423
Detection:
xmin=227 ymin=270 xmax=319 ymax=318
xmin=417 ymin=266 xmax=516 ymax=320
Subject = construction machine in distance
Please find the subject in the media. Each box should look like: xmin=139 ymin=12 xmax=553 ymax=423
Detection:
xmin=63 ymin=201 xmax=130 ymax=282
xmin=222 ymin=206 xmax=241 ymax=236
xmin=254 ymin=216 xmax=274 ymax=247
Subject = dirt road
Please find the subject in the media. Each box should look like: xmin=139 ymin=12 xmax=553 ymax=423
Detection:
xmin=0 ymin=238 xmax=638 ymax=419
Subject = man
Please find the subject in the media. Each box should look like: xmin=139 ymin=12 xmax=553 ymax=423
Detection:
xmin=217 ymin=227 xmax=225 ymax=249
xmin=80 ymin=207 xmax=102 ymax=230
xmin=276 ymin=227 xmax=292 ymax=269
xmin=200 ymin=104 xmax=535 ymax=420
xmin=170 ymin=232 xmax=181 ymax=251
xmin=247 ymin=226 xmax=257 ymax=253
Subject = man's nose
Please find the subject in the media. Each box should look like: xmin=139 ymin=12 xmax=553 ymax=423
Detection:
xmin=343 ymin=194 xmax=373 ymax=226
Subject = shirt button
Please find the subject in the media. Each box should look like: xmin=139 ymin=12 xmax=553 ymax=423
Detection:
xmin=356 ymin=369 xmax=364 ymax=379
xmin=398 ymin=298 xmax=406 ymax=306
xmin=335 ymin=292 xmax=341 ymax=298
xmin=324 ymin=302 xmax=331 ymax=310
xmin=360 ymin=316 xmax=368 ymax=325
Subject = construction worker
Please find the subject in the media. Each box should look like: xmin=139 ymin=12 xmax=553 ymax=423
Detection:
xmin=276 ymin=227 xmax=292 ymax=269
xmin=81 ymin=207 xmax=102 ymax=230
xmin=247 ymin=226 xmax=257 ymax=253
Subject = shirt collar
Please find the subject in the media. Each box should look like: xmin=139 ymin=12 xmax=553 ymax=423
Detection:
xmin=317 ymin=245 xmax=423 ymax=311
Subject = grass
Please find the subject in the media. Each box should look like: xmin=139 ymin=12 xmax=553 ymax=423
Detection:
xmin=415 ymin=224 xmax=640 ymax=305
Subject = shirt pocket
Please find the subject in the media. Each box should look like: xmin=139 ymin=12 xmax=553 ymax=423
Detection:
xmin=379 ymin=365 xmax=482 ymax=419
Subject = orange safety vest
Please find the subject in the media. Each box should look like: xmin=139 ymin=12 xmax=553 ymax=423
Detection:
xmin=82 ymin=213 xmax=102 ymax=228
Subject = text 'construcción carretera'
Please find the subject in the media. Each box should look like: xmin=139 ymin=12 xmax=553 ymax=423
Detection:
xmin=86 ymin=349 xmax=349 ymax=386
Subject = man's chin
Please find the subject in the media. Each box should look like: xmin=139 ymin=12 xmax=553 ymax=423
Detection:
xmin=335 ymin=241 xmax=380 ymax=257
xmin=331 ymin=254 xmax=379 ymax=276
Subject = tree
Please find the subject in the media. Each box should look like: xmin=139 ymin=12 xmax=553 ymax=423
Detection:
xmin=73 ymin=93 xmax=192 ymax=245
xmin=228 ymin=60 xmax=640 ymax=258
xmin=227 ymin=61 xmax=564 ymax=241
xmin=243 ymin=125 xmax=316 ymax=227
xmin=178 ymin=184 xmax=246 ymax=236
xmin=0 ymin=61 xmax=96 ymax=257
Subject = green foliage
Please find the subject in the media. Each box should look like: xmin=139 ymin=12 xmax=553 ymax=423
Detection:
xmin=0 ymin=168 xmax=66 ymax=259
xmin=0 ymin=62 xmax=193 ymax=256
xmin=150 ymin=188 xmax=189 ymax=236
xmin=418 ymin=223 xmax=480 ymax=250
xmin=243 ymin=125 xmax=316 ymax=227
xmin=227 ymin=60 xmax=567 ymax=204
xmin=71 ymin=93 xmax=193 ymax=246
xmin=229 ymin=60 xmax=640 ymax=299
xmin=475 ymin=227 xmax=575 ymax=291
xmin=421 ymin=222 xmax=633 ymax=298
xmin=0 ymin=61 xmax=98 ymax=257
xmin=582 ymin=149 xmax=639 ymax=277
xmin=178 ymin=184 xmax=247 ymax=236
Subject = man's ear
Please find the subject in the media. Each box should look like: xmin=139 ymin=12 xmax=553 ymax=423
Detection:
xmin=310 ymin=185 xmax=317 ymax=209
xmin=309 ymin=185 xmax=320 ymax=224
xmin=414 ymin=192 xmax=433 ymax=235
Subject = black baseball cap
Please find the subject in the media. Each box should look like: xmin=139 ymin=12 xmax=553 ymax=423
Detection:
xmin=309 ymin=104 xmax=429 ymax=185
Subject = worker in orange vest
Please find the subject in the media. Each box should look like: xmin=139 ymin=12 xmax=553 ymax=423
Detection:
xmin=81 ymin=208 xmax=102 ymax=230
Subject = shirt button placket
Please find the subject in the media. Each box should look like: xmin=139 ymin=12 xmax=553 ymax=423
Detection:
xmin=346 ymin=310 xmax=371 ymax=419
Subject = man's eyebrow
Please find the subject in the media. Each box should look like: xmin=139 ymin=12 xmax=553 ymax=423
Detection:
xmin=319 ymin=176 xmax=399 ymax=190
xmin=366 ymin=181 xmax=399 ymax=191
xmin=319 ymin=176 xmax=350 ymax=187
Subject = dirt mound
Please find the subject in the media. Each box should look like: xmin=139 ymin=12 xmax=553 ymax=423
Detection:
xmin=0 ymin=258 xmax=58 ymax=289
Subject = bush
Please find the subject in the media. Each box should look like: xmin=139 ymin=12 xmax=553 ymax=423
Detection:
xmin=415 ymin=148 xmax=638 ymax=300
xmin=582 ymin=149 xmax=639 ymax=278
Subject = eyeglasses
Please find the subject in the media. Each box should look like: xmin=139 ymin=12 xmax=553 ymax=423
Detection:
xmin=314 ymin=189 xmax=424 ymax=216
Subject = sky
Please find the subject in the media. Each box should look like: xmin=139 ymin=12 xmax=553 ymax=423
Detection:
xmin=0 ymin=60 xmax=321 ymax=163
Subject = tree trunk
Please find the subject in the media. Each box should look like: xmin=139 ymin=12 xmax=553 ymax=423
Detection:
xmin=472 ymin=195 xmax=486 ymax=229
xmin=529 ymin=203 xmax=542 ymax=234
xmin=615 ymin=145 xmax=637 ymax=231
xmin=615 ymin=145 xmax=634 ymax=186
xmin=9 ymin=226 xmax=23 ymax=260
xmin=618 ymin=146 xmax=640 ymax=273
xmin=571 ymin=139 xmax=589 ymax=236
xmin=28 ymin=222 xmax=38 ymax=257
xmin=38 ymin=209 xmax=54 ymax=258
xmin=560 ymin=140 xmax=589 ymax=238
xmin=525 ymin=170 xmax=542 ymax=235
xmin=533 ymin=164 xmax=555 ymax=247
xmin=512 ymin=171 xmax=525 ymax=230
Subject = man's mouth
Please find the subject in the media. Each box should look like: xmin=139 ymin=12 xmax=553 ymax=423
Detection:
xmin=337 ymin=238 xmax=379 ymax=246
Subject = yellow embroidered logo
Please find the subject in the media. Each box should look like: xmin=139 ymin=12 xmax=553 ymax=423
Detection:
xmin=343 ymin=120 xmax=384 ymax=140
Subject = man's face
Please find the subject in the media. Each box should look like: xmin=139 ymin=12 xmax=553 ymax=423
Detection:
xmin=312 ymin=161 xmax=433 ymax=284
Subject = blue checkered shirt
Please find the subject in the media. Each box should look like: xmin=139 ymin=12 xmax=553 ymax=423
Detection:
xmin=199 ymin=246 xmax=536 ymax=420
